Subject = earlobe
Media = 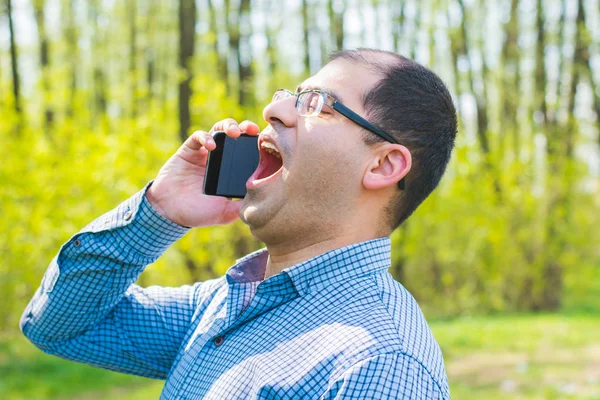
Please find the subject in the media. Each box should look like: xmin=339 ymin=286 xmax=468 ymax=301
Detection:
xmin=362 ymin=146 xmax=411 ymax=191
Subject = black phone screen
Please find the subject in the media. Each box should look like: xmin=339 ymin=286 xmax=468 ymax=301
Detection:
xmin=203 ymin=132 xmax=259 ymax=198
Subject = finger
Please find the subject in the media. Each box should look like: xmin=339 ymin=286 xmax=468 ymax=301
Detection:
xmin=239 ymin=120 xmax=261 ymax=135
xmin=184 ymin=130 xmax=215 ymax=151
xmin=212 ymin=118 xmax=241 ymax=139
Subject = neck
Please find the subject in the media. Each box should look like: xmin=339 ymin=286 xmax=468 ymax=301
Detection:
xmin=262 ymin=230 xmax=388 ymax=280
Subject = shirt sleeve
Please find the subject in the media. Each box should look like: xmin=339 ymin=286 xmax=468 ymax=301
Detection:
xmin=19 ymin=181 xmax=203 ymax=379
xmin=320 ymin=352 xmax=449 ymax=400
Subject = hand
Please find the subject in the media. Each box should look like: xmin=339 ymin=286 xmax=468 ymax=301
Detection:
xmin=146 ymin=119 xmax=261 ymax=228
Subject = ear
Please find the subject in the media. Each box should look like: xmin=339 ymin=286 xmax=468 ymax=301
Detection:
xmin=362 ymin=144 xmax=412 ymax=191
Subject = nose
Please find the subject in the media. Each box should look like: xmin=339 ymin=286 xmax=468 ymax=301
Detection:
xmin=263 ymin=96 xmax=297 ymax=128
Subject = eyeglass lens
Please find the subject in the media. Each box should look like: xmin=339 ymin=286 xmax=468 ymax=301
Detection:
xmin=272 ymin=90 xmax=324 ymax=117
xmin=297 ymin=92 xmax=323 ymax=117
xmin=272 ymin=90 xmax=291 ymax=103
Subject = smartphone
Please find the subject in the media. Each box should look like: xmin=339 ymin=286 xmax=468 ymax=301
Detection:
xmin=203 ymin=131 xmax=260 ymax=198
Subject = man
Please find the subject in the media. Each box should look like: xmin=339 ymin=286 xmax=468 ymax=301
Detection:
xmin=21 ymin=48 xmax=457 ymax=399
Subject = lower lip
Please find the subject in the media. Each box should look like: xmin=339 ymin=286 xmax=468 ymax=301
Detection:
xmin=246 ymin=165 xmax=284 ymax=190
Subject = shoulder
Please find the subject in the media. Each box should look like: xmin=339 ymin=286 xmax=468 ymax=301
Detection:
xmin=349 ymin=272 xmax=449 ymax=394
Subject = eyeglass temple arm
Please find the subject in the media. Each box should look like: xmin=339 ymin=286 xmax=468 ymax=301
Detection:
xmin=332 ymin=102 xmax=406 ymax=190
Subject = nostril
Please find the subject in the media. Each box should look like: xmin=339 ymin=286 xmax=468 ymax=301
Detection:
xmin=268 ymin=116 xmax=284 ymax=125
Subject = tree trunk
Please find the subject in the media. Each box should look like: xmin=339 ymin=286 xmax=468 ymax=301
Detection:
xmin=578 ymin=0 xmax=600 ymax=173
xmin=65 ymin=0 xmax=78 ymax=117
xmin=7 ymin=0 xmax=22 ymax=117
xmin=178 ymin=0 xmax=196 ymax=142
xmin=144 ymin=1 xmax=156 ymax=111
xmin=446 ymin=9 xmax=460 ymax=100
xmin=129 ymin=0 xmax=138 ymax=118
xmin=534 ymin=0 xmax=548 ymax=129
xmin=328 ymin=0 xmax=345 ymax=51
xmin=33 ymin=0 xmax=54 ymax=129
xmin=236 ymin=0 xmax=253 ymax=106
xmin=302 ymin=0 xmax=310 ymax=74
xmin=499 ymin=0 xmax=520 ymax=158
xmin=547 ymin=0 xmax=568 ymax=127
xmin=89 ymin=0 xmax=107 ymax=117
xmin=454 ymin=0 xmax=500 ymax=199
xmin=411 ymin=0 xmax=423 ymax=60
xmin=539 ymin=0 xmax=572 ymax=311
xmin=456 ymin=0 xmax=490 ymax=155
xmin=209 ymin=0 xmax=230 ymax=94
xmin=392 ymin=0 xmax=406 ymax=54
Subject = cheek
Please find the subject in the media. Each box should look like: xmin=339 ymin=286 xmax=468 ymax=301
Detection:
xmin=288 ymin=123 xmax=366 ymax=187
xmin=292 ymin=140 xmax=360 ymax=188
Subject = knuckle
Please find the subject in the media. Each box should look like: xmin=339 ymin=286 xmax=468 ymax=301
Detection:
xmin=225 ymin=118 xmax=239 ymax=128
xmin=212 ymin=119 xmax=231 ymax=132
xmin=194 ymin=131 xmax=207 ymax=140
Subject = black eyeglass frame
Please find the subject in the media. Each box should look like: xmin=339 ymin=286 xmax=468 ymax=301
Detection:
xmin=274 ymin=88 xmax=406 ymax=190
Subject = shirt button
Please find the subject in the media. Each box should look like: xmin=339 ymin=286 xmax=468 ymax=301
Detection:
xmin=213 ymin=336 xmax=224 ymax=347
xmin=123 ymin=210 xmax=133 ymax=221
xmin=73 ymin=239 xmax=81 ymax=247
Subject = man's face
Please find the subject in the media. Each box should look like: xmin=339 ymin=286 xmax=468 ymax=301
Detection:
xmin=239 ymin=58 xmax=383 ymax=245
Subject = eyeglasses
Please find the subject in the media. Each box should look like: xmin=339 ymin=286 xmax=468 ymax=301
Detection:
xmin=272 ymin=88 xmax=406 ymax=190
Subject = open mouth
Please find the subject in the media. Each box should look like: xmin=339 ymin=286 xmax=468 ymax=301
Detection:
xmin=246 ymin=143 xmax=284 ymax=189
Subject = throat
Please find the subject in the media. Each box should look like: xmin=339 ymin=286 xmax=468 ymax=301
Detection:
xmin=256 ymin=152 xmax=283 ymax=179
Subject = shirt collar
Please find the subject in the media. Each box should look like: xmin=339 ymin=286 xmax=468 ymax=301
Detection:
xmin=226 ymin=237 xmax=391 ymax=296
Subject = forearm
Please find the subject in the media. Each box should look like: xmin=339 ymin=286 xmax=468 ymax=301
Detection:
xmin=20 ymin=181 xmax=190 ymax=346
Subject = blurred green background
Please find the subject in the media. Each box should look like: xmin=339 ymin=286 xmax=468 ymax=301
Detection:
xmin=1 ymin=0 xmax=599 ymax=398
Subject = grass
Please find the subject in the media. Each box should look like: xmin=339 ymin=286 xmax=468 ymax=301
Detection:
xmin=1 ymin=313 xmax=599 ymax=399
xmin=0 ymin=338 xmax=163 ymax=400
xmin=430 ymin=313 xmax=600 ymax=399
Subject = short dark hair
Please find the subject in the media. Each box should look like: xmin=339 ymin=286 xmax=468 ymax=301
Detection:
xmin=330 ymin=48 xmax=457 ymax=232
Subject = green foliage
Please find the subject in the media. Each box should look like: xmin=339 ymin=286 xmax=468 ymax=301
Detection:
xmin=1 ymin=0 xmax=599 ymax=336
xmin=393 ymin=141 xmax=600 ymax=317
xmin=2 ymin=65 xmax=600 ymax=334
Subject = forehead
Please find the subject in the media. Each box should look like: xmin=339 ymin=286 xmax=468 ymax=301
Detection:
xmin=297 ymin=58 xmax=382 ymax=112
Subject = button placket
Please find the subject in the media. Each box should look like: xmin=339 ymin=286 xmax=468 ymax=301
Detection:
xmin=171 ymin=323 xmax=227 ymax=398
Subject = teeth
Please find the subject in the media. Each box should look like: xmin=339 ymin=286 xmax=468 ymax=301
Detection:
xmin=261 ymin=142 xmax=281 ymax=159
xmin=264 ymin=148 xmax=281 ymax=159
xmin=261 ymin=141 xmax=278 ymax=152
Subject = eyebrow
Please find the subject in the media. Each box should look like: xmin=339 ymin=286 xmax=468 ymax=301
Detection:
xmin=295 ymin=84 xmax=345 ymax=104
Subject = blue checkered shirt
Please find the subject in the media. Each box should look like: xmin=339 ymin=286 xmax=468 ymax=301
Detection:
xmin=21 ymin=183 xmax=450 ymax=399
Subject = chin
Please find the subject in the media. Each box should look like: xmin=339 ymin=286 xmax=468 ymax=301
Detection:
xmin=239 ymin=201 xmax=266 ymax=229
xmin=238 ymin=200 xmax=253 ymax=225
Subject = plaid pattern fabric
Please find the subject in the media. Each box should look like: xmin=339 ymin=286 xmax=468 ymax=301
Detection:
xmin=21 ymin=182 xmax=450 ymax=399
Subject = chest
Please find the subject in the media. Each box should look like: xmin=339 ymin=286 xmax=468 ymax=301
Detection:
xmin=160 ymin=288 xmax=387 ymax=399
